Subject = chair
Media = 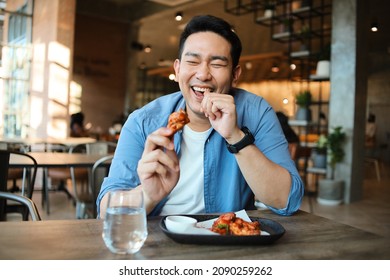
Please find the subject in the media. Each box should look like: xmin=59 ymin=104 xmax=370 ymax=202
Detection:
xmin=70 ymin=142 xmax=116 ymax=218
xmin=0 ymin=191 xmax=41 ymax=221
xmin=91 ymin=154 xmax=114 ymax=218
xmin=1 ymin=143 xmax=30 ymax=193
xmin=43 ymin=143 xmax=75 ymax=198
xmin=0 ymin=150 xmax=38 ymax=221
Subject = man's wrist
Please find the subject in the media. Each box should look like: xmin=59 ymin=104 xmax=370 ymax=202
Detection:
xmin=225 ymin=128 xmax=245 ymax=144
xmin=226 ymin=126 xmax=255 ymax=154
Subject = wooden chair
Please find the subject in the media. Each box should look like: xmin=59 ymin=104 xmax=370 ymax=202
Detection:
xmin=0 ymin=150 xmax=38 ymax=221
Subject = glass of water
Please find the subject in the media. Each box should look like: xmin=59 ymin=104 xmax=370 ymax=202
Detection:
xmin=102 ymin=189 xmax=148 ymax=254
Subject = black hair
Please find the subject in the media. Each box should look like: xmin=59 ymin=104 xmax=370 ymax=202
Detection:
xmin=178 ymin=15 xmax=242 ymax=69
xmin=276 ymin=112 xmax=299 ymax=144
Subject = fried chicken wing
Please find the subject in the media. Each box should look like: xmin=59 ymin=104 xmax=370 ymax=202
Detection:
xmin=167 ymin=109 xmax=190 ymax=135
xmin=211 ymin=212 xmax=261 ymax=236
xmin=211 ymin=212 xmax=235 ymax=235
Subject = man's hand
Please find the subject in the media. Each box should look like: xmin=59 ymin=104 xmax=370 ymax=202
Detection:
xmin=200 ymin=91 xmax=242 ymax=142
xmin=137 ymin=127 xmax=180 ymax=211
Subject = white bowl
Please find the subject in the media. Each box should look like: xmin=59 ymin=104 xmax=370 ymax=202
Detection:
xmin=165 ymin=216 xmax=197 ymax=234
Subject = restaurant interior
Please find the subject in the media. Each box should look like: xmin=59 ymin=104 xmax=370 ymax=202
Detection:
xmin=0 ymin=0 xmax=389 ymax=239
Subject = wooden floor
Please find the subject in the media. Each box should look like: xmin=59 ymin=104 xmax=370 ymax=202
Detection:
xmin=6 ymin=162 xmax=390 ymax=238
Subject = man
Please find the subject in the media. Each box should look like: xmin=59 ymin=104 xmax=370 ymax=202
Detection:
xmin=97 ymin=15 xmax=304 ymax=218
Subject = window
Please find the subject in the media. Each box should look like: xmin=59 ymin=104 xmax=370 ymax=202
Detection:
xmin=1 ymin=3 xmax=32 ymax=138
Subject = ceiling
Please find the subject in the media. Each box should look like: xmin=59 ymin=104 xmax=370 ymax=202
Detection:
xmin=77 ymin=0 xmax=390 ymax=82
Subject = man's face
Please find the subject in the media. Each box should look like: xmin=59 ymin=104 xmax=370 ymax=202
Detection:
xmin=174 ymin=31 xmax=241 ymax=120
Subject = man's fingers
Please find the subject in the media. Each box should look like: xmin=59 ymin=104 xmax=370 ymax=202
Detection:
xmin=143 ymin=128 xmax=175 ymax=154
xmin=139 ymin=148 xmax=179 ymax=174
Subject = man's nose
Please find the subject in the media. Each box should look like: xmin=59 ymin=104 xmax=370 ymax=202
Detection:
xmin=195 ymin=63 xmax=212 ymax=81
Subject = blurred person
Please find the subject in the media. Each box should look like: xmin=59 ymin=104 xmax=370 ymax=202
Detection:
xmin=276 ymin=111 xmax=299 ymax=159
xmin=365 ymin=113 xmax=376 ymax=147
xmin=70 ymin=112 xmax=88 ymax=137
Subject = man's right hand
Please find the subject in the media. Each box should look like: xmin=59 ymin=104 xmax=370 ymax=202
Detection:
xmin=137 ymin=127 xmax=180 ymax=213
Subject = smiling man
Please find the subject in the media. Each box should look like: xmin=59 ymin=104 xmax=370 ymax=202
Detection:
xmin=97 ymin=15 xmax=304 ymax=218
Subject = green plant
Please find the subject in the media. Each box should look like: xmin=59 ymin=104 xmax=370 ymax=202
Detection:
xmin=315 ymin=134 xmax=328 ymax=155
xmin=299 ymin=25 xmax=311 ymax=50
xmin=295 ymin=90 xmax=312 ymax=108
xmin=326 ymin=126 xmax=346 ymax=179
xmin=300 ymin=24 xmax=310 ymax=38
xmin=281 ymin=17 xmax=294 ymax=32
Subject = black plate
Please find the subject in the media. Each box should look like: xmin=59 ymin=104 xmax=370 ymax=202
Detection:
xmin=159 ymin=214 xmax=285 ymax=245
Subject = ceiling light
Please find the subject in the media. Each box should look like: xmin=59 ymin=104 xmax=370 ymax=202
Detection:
xmin=371 ymin=18 xmax=379 ymax=32
xmin=175 ymin=12 xmax=183 ymax=21
xmin=144 ymin=45 xmax=152 ymax=53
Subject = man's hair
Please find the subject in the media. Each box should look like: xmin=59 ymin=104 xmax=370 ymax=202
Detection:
xmin=178 ymin=15 xmax=242 ymax=69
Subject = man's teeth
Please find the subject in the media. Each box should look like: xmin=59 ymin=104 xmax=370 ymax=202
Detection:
xmin=193 ymin=87 xmax=210 ymax=92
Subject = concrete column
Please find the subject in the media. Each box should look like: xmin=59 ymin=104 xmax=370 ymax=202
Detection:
xmin=329 ymin=0 xmax=369 ymax=202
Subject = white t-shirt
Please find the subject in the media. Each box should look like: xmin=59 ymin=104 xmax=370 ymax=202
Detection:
xmin=160 ymin=125 xmax=211 ymax=215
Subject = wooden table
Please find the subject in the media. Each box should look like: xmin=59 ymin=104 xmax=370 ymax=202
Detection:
xmin=10 ymin=152 xmax=108 ymax=168
xmin=9 ymin=152 xmax=111 ymax=214
xmin=0 ymin=210 xmax=389 ymax=260
xmin=1 ymin=136 xmax=97 ymax=148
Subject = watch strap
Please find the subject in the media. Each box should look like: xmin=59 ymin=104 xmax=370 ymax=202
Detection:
xmin=226 ymin=126 xmax=255 ymax=154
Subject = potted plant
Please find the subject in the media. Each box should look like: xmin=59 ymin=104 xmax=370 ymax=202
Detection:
xmin=317 ymin=126 xmax=346 ymax=205
xmin=295 ymin=90 xmax=312 ymax=121
xmin=280 ymin=17 xmax=294 ymax=33
xmin=311 ymin=134 xmax=327 ymax=168
xmin=315 ymin=43 xmax=331 ymax=77
xmin=299 ymin=24 xmax=311 ymax=51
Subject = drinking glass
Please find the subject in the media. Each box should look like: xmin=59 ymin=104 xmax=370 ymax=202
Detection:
xmin=102 ymin=189 xmax=148 ymax=254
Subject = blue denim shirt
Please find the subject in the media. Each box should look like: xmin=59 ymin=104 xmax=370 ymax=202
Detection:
xmin=96 ymin=88 xmax=304 ymax=217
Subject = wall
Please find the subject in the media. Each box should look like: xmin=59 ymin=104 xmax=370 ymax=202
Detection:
xmin=72 ymin=14 xmax=128 ymax=135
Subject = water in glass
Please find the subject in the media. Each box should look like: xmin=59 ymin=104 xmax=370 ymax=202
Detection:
xmin=102 ymin=190 xmax=147 ymax=254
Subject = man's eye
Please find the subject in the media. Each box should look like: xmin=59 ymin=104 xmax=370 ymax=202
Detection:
xmin=186 ymin=60 xmax=198 ymax=65
xmin=211 ymin=63 xmax=226 ymax=68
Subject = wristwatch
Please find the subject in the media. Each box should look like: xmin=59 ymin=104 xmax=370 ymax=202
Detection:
xmin=226 ymin=126 xmax=255 ymax=154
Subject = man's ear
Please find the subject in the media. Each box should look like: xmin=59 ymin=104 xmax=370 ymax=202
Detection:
xmin=173 ymin=59 xmax=180 ymax=82
xmin=232 ymin=65 xmax=242 ymax=86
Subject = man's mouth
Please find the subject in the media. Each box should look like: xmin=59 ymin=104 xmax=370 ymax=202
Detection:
xmin=191 ymin=86 xmax=213 ymax=97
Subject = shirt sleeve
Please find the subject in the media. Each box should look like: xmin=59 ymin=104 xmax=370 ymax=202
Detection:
xmin=96 ymin=113 xmax=145 ymax=218
xmin=250 ymin=101 xmax=304 ymax=216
